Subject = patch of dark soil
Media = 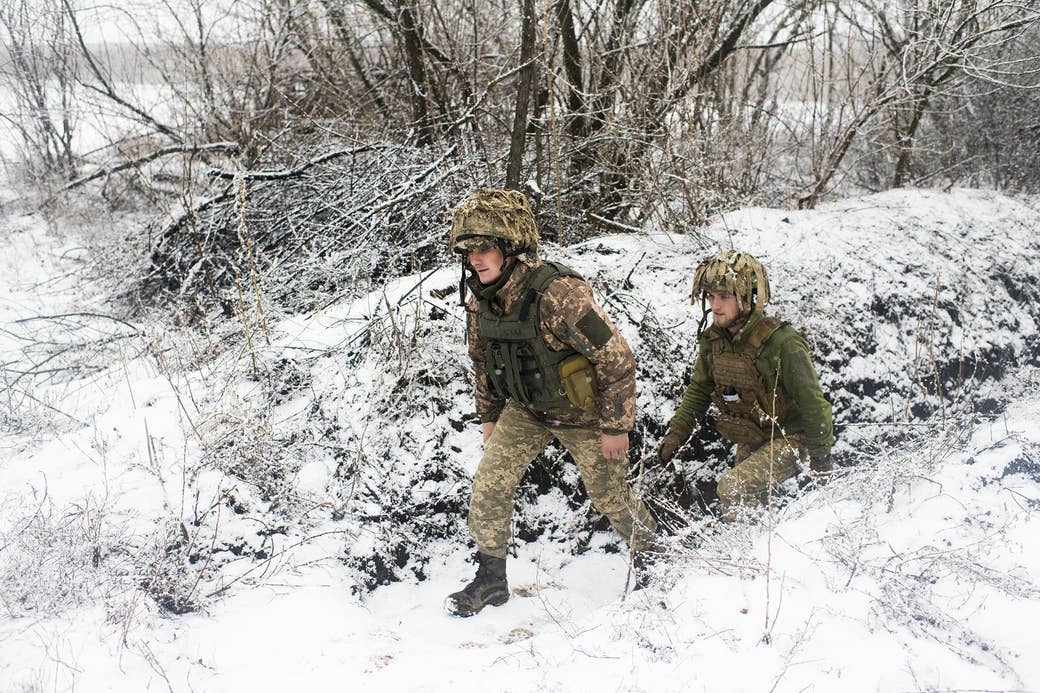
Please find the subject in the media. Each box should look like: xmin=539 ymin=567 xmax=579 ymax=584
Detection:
xmin=1000 ymin=452 xmax=1040 ymax=484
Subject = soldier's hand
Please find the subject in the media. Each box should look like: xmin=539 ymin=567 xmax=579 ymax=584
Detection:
xmin=482 ymin=422 xmax=496 ymax=444
xmin=600 ymin=432 xmax=629 ymax=460
xmin=655 ymin=426 xmax=691 ymax=465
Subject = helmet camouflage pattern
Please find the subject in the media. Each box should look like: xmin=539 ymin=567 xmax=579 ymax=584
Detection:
xmin=449 ymin=188 xmax=539 ymax=257
xmin=691 ymin=250 xmax=771 ymax=314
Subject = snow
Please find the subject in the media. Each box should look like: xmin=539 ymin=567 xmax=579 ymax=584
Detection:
xmin=2 ymin=180 xmax=1040 ymax=692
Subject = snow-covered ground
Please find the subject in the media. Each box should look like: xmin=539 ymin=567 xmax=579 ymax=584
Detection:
xmin=1 ymin=181 xmax=1039 ymax=692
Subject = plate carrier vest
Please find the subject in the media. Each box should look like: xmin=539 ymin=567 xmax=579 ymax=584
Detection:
xmin=708 ymin=315 xmax=793 ymax=446
xmin=478 ymin=262 xmax=582 ymax=412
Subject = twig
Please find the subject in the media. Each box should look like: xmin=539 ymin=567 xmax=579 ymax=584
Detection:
xmin=14 ymin=312 xmax=140 ymax=335
xmin=623 ymin=252 xmax=647 ymax=289
xmin=903 ymin=314 xmax=923 ymax=420
xmin=927 ymin=271 xmax=946 ymax=421
xmin=234 ymin=175 xmax=271 ymax=346
xmin=231 ymin=266 xmax=259 ymax=373
xmin=184 ymin=493 xmax=222 ymax=606
xmin=205 ymin=529 xmax=355 ymax=598
xmin=622 ymin=443 xmax=652 ymax=600
xmin=763 ymin=365 xmax=783 ymax=640
xmin=383 ymin=293 xmax=405 ymax=372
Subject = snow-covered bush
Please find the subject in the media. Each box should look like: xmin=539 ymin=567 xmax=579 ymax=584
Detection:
xmin=0 ymin=492 xmax=122 ymax=616
xmin=136 ymin=144 xmax=623 ymax=321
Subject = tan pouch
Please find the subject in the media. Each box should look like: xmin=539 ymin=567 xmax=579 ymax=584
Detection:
xmin=715 ymin=413 xmax=768 ymax=446
xmin=560 ymin=354 xmax=598 ymax=414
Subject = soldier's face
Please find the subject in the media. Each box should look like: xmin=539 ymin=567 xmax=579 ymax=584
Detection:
xmin=707 ymin=291 xmax=741 ymax=330
xmin=468 ymin=247 xmax=508 ymax=284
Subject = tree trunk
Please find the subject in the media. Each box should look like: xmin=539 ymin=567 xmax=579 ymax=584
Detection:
xmin=655 ymin=0 xmax=777 ymax=121
xmin=555 ymin=0 xmax=587 ymax=138
xmin=893 ymin=81 xmax=938 ymax=187
xmin=397 ymin=2 xmax=432 ymax=145
xmin=506 ymin=0 xmax=538 ymax=189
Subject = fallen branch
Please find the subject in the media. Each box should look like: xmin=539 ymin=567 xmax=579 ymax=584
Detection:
xmin=206 ymin=144 xmax=392 ymax=181
xmin=151 ymin=185 xmax=235 ymax=256
xmin=61 ymin=142 xmax=239 ymax=192
xmin=587 ymin=212 xmax=642 ymax=234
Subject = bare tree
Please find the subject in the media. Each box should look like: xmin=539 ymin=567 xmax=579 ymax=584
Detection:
xmin=798 ymin=0 xmax=1040 ymax=208
xmin=5 ymin=0 xmax=1038 ymax=240
xmin=0 ymin=0 xmax=78 ymax=179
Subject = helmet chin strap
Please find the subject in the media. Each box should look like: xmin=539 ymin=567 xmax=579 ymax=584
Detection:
xmin=458 ymin=257 xmax=472 ymax=307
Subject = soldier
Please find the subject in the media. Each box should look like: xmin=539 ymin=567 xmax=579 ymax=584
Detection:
xmin=657 ymin=250 xmax=834 ymax=522
xmin=445 ymin=188 xmax=657 ymax=617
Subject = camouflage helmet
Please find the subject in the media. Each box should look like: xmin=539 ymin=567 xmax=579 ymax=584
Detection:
xmin=691 ymin=250 xmax=770 ymax=314
xmin=449 ymin=188 xmax=539 ymax=257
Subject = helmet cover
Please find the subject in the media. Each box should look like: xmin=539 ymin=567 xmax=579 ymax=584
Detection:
xmin=449 ymin=188 xmax=539 ymax=258
xmin=691 ymin=250 xmax=771 ymax=314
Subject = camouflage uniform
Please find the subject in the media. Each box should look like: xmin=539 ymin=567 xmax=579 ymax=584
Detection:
xmin=467 ymin=259 xmax=636 ymax=433
xmin=661 ymin=251 xmax=834 ymax=521
xmin=466 ymin=258 xmax=657 ymax=555
xmin=446 ymin=188 xmax=655 ymax=616
xmin=670 ymin=312 xmax=833 ymax=520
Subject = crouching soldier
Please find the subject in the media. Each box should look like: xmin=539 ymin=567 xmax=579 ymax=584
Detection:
xmin=657 ymin=250 xmax=834 ymax=522
xmin=446 ymin=188 xmax=657 ymax=617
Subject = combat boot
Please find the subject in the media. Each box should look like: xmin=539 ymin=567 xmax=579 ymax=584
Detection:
xmin=446 ymin=552 xmax=509 ymax=617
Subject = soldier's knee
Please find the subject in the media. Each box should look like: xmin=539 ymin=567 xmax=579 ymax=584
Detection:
xmin=717 ymin=473 xmax=752 ymax=523
xmin=469 ymin=450 xmax=504 ymax=492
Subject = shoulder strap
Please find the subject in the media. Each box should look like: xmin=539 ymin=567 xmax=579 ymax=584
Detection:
xmin=531 ymin=261 xmax=584 ymax=290
xmin=526 ymin=263 xmax=559 ymax=292
xmin=519 ymin=262 xmax=585 ymax=321
xmin=745 ymin=316 xmax=786 ymax=358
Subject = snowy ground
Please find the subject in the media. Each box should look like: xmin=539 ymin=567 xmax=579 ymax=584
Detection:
xmin=1 ymin=182 xmax=1039 ymax=692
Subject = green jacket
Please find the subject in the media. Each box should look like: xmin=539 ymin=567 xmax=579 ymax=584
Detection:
xmin=669 ymin=312 xmax=834 ymax=457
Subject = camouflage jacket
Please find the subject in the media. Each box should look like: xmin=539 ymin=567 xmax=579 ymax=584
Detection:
xmin=467 ymin=258 xmax=636 ymax=433
xmin=669 ymin=312 xmax=834 ymax=457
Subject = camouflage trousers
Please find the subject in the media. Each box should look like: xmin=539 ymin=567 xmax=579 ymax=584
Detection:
xmin=717 ymin=435 xmax=807 ymax=522
xmin=468 ymin=402 xmax=657 ymax=559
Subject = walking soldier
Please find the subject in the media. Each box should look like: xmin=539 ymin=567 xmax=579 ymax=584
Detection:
xmin=446 ymin=188 xmax=657 ymax=616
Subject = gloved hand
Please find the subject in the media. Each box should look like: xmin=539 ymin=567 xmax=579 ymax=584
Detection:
xmin=655 ymin=426 xmax=691 ymax=465
xmin=808 ymin=453 xmax=834 ymax=484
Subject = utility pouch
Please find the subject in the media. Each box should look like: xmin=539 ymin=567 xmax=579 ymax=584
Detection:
xmin=715 ymin=413 xmax=768 ymax=446
xmin=559 ymin=354 xmax=598 ymax=414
